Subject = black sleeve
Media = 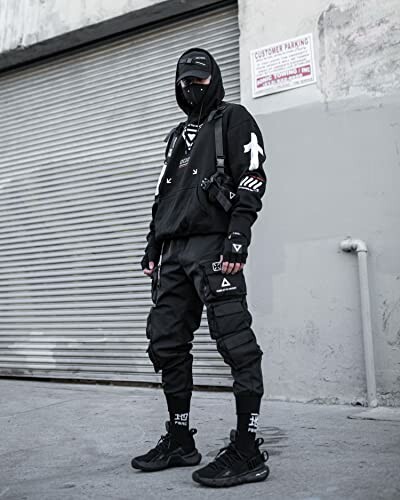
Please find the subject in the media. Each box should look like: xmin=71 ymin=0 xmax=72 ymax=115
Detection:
xmin=226 ymin=108 xmax=267 ymax=244
xmin=144 ymin=159 xmax=166 ymax=250
xmin=145 ymin=196 xmax=159 ymax=250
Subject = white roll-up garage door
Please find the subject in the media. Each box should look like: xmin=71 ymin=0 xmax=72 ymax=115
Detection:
xmin=0 ymin=4 xmax=239 ymax=385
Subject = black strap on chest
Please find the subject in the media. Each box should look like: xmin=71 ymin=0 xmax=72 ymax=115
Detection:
xmin=207 ymin=102 xmax=228 ymax=174
xmin=164 ymin=103 xmax=228 ymax=165
xmin=162 ymin=104 xmax=233 ymax=212
xmin=202 ymin=102 xmax=236 ymax=213
xmin=163 ymin=122 xmax=185 ymax=162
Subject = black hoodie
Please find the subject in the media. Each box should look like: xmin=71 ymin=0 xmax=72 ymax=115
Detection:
xmin=145 ymin=48 xmax=267 ymax=250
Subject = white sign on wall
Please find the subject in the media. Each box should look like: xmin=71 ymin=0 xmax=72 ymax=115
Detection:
xmin=250 ymin=33 xmax=316 ymax=98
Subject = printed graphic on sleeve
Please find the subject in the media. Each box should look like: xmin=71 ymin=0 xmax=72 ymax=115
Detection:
xmin=243 ymin=132 xmax=264 ymax=170
xmin=238 ymin=175 xmax=264 ymax=192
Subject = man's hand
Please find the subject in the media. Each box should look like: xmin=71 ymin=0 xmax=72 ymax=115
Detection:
xmin=221 ymin=232 xmax=248 ymax=274
xmin=141 ymin=246 xmax=160 ymax=277
xmin=143 ymin=261 xmax=156 ymax=277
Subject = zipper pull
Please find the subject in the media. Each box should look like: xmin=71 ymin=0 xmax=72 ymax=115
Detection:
xmin=157 ymin=241 xmax=165 ymax=287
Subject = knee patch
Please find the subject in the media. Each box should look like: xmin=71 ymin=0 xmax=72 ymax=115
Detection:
xmin=147 ymin=343 xmax=193 ymax=374
xmin=208 ymin=299 xmax=262 ymax=370
xmin=216 ymin=330 xmax=263 ymax=370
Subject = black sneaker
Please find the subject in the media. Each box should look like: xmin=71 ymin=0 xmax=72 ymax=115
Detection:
xmin=131 ymin=421 xmax=202 ymax=472
xmin=192 ymin=430 xmax=269 ymax=487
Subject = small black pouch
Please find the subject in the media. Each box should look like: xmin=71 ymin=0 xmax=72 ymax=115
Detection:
xmin=201 ymin=260 xmax=246 ymax=301
xmin=201 ymin=172 xmax=237 ymax=213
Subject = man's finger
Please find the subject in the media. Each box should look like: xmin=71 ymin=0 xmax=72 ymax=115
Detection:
xmin=231 ymin=262 xmax=242 ymax=275
xmin=144 ymin=261 xmax=156 ymax=277
xmin=226 ymin=262 xmax=235 ymax=274
xmin=222 ymin=261 xmax=229 ymax=274
xmin=239 ymin=263 xmax=245 ymax=271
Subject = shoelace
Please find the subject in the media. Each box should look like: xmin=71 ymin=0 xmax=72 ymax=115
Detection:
xmin=154 ymin=427 xmax=196 ymax=454
xmin=154 ymin=433 xmax=172 ymax=453
xmin=209 ymin=443 xmax=247 ymax=471
xmin=209 ymin=437 xmax=269 ymax=471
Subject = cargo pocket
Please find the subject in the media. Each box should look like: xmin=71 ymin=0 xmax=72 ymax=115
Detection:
xmin=201 ymin=260 xmax=247 ymax=302
xmin=217 ymin=329 xmax=263 ymax=370
xmin=208 ymin=299 xmax=251 ymax=338
xmin=145 ymin=311 xmax=153 ymax=340
xmin=147 ymin=343 xmax=161 ymax=373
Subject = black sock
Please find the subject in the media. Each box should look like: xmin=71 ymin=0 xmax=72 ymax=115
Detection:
xmin=236 ymin=412 xmax=259 ymax=452
xmin=235 ymin=394 xmax=262 ymax=453
xmin=165 ymin=395 xmax=193 ymax=449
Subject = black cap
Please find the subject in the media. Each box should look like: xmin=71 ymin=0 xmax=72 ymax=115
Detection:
xmin=176 ymin=50 xmax=212 ymax=84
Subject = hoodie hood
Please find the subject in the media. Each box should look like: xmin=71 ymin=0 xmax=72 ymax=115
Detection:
xmin=175 ymin=47 xmax=225 ymax=120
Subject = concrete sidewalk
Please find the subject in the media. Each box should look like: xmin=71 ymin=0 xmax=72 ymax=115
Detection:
xmin=0 ymin=379 xmax=399 ymax=500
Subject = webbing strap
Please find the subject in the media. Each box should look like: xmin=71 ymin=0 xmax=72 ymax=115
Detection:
xmin=207 ymin=182 xmax=232 ymax=212
xmin=164 ymin=104 xmax=227 ymax=168
xmin=163 ymin=122 xmax=184 ymax=161
xmin=208 ymin=103 xmax=227 ymax=174
xmin=214 ymin=115 xmax=225 ymax=173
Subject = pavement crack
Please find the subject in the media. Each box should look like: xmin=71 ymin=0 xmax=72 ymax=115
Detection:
xmin=0 ymin=398 xmax=76 ymax=419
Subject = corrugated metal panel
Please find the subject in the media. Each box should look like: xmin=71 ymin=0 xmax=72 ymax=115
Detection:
xmin=0 ymin=5 xmax=239 ymax=385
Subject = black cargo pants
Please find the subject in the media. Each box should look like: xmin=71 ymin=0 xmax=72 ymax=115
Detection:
xmin=146 ymin=233 xmax=264 ymax=412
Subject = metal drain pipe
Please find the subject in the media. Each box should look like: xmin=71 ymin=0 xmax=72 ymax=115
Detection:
xmin=340 ymin=238 xmax=378 ymax=408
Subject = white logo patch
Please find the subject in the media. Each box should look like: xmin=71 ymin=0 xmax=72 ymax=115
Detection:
xmin=166 ymin=178 xmax=172 ymax=184
xmin=221 ymin=278 xmax=231 ymax=288
xmin=192 ymin=169 xmax=198 ymax=175
xmin=233 ymin=244 xmax=242 ymax=252
xmin=243 ymin=133 xmax=264 ymax=171
xmin=212 ymin=261 xmax=222 ymax=272
xmin=183 ymin=123 xmax=202 ymax=151
xmin=229 ymin=191 xmax=235 ymax=199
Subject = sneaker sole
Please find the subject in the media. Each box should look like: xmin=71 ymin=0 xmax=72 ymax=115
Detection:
xmin=131 ymin=449 xmax=202 ymax=472
xmin=192 ymin=463 xmax=269 ymax=487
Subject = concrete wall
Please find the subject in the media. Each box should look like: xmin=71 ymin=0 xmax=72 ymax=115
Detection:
xmin=0 ymin=0 xmax=222 ymax=70
xmin=0 ymin=0 xmax=157 ymax=52
xmin=240 ymin=0 xmax=400 ymax=405
xmin=0 ymin=0 xmax=399 ymax=405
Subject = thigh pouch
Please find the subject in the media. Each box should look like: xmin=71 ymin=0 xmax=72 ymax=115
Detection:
xmin=200 ymin=260 xmax=263 ymax=370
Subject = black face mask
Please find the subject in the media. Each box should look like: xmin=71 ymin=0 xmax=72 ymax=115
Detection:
xmin=182 ymin=82 xmax=208 ymax=108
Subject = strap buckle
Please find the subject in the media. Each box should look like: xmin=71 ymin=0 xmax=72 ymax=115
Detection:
xmin=216 ymin=157 xmax=225 ymax=169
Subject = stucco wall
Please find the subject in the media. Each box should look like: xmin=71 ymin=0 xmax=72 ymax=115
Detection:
xmin=239 ymin=0 xmax=400 ymax=405
xmin=0 ymin=0 xmax=158 ymax=52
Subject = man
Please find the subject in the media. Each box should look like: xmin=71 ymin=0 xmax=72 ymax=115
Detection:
xmin=131 ymin=48 xmax=269 ymax=487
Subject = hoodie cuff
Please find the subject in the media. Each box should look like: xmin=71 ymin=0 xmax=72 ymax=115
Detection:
xmin=228 ymin=216 xmax=252 ymax=245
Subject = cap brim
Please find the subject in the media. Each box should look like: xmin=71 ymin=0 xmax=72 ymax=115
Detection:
xmin=176 ymin=69 xmax=211 ymax=84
